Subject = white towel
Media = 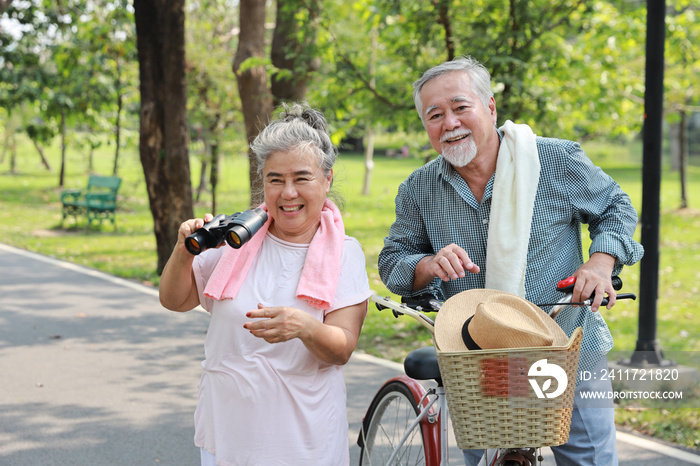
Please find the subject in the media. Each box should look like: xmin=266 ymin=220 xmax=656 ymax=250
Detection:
xmin=484 ymin=120 xmax=540 ymax=297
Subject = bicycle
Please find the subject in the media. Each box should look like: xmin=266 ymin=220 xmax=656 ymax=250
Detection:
xmin=356 ymin=277 xmax=636 ymax=466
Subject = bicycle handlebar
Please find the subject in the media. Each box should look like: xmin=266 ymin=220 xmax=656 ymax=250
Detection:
xmin=374 ymin=276 xmax=636 ymax=322
xmin=372 ymin=295 xmax=436 ymax=332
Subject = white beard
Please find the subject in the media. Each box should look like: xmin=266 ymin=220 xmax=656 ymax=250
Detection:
xmin=441 ymin=137 xmax=477 ymax=167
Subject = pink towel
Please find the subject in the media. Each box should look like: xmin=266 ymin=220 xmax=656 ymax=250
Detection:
xmin=203 ymin=199 xmax=345 ymax=310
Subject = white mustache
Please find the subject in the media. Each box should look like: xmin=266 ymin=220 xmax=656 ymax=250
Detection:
xmin=440 ymin=130 xmax=471 ymax=143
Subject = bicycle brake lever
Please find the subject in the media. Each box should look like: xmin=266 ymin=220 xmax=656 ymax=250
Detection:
xmin=401 ymin=294 xmax=442 ymax=312
xmin=538 ymin=293 xmax=637 ymax=307
xmin=585 ymin=293 xmax=637 ymax=307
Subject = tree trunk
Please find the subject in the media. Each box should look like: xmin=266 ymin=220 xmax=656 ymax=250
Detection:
xmin=195 ymin=125 xmax=209 ymax=202
xmin=432 ymin=0 xmax=454 ymax=61
xmin=196 ymin=159 xmax=207 ymax=202
xmin=362 ymin=127 xmax=375 ymax=196
xmin=59 ymin=109 xmax=66 ymax=188
xmin=9 ymin=132 xmax=15 ymax=173
xmin=30 ymin=138 xmax=52 ymax=171
xmin=0 ymin=1 xmax=13 ymax=14
xmin=679 ymin=111 xmax=688 ymax=209
xmin=670 ymin=120 xmax=681 ymax=171
xmin=210 ymin=139 xmax=219 ymax=214
xmin=362 ymin=26 xmax=377 ymax=196
xmin=233 ymin=0 xmax=273 ymax=208
xmin=270 ymin=0 xmax=320 ymax=106
xmin=134 ymin=0 xmax=193 ymax=274
xmin=113 ymin=62 xmax=123 ymax=176
xmin=1 ymin=111 xmax=12 ymax=164
xmin=7 ymin=125 xmax=17 ymax=173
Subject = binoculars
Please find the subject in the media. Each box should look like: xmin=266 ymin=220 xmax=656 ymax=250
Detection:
xmin=185 ymin=208 xmax=268 ymax=255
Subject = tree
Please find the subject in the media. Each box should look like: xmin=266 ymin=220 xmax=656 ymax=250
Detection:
xmin=133 ymin=0 xmax=194 ymax=274
xmin=24 ymin=115 xmax=54 ymax=170
xmin=0 ymin=1 xmax=55 ymax=173
xmin=1 ymin=1 xmax=134 ymax=184
xmin=665 ymin=0 xmax=700 ymax=208
xmin=306 ymin=0 xmax=653 ymax=145
xmin=270 ymin=0 xmax=321 ymax=106
xmin=95 ymin=0 xmax=138 ymax=176
xmin=233 ymin=0 xmax=272 ymax=208
xmin=186 ymin=0 xmax=243 ymax=214
xmin=233 ymin=0 xmax=321 ymax=207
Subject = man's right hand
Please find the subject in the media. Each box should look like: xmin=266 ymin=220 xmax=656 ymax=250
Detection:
xmin=413 ymin=243 xmax=480 ymax=290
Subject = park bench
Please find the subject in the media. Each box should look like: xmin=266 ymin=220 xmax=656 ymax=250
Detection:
xmin=60 ymin=175 xmax=122 ymax=229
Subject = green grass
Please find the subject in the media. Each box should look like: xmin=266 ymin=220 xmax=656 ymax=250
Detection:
xmin=1 ymin=134 xmax=699 ymax=449
xmin=616 ymin=403 xmax=700 ymax=448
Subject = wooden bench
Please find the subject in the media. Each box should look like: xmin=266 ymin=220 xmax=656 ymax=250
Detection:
xmin=61 ymin=175 xmax=122 ymax=228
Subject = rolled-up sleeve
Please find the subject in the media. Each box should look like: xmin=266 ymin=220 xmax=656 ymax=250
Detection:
xmin=566 ymin=144 xmax=644 ymax=273
xmin=378 ymin=179 xmax=441 ymax=298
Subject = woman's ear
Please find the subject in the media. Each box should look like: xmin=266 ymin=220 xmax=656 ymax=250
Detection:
xmin=326 ymin=168 xmax=333 ymax=192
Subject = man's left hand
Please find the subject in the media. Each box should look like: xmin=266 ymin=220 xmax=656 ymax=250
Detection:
xmin=571 ymin=252 xmax=617 ymax=312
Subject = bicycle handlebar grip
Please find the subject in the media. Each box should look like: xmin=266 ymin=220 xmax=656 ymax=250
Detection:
xmin=374 ymin=301 xmax=402 ymax=318
xmin=557 ymin=275 xmax=623 ymax=293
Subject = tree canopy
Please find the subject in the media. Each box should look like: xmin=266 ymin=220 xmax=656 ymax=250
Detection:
xmin=2 ymin=0 xmax=699 ymax=272
xmin=5 ymin=0 xmax=697 ymax=159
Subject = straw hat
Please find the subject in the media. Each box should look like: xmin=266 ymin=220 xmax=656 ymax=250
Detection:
xmin=434 ymin=289 xmax=569 ymax=352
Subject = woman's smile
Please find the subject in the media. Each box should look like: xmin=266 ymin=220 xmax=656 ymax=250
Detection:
xmin=280 ymin=204 xmax=303 ymax=213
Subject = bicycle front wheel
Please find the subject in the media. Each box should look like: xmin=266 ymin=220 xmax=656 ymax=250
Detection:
xmin=358 ymin=380 xmax=428 ymax=466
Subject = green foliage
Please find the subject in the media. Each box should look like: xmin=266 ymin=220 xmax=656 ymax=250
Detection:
xmin=185 ymin=0 xmax=246 ymax=200
xmin=1 ymin=0 xmax=139 ymax=177
xmin=0 ymin=2 xmax=54 ymax=110
xmin=25 ymin=116 xmax=57 ymax=143
xmin=305 ymin=0 xmax=655 ymax=141
xmin=525 ymin=1 xmax=647 ymax=138
xmin=665 ymin=1 xmax=700 ymax=113
xmin=4 ymin=0 xmax=700 ymax=172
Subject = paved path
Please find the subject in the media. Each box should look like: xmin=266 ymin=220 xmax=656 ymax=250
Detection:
xmin=1 ymin=243 xmax=698 ymax=465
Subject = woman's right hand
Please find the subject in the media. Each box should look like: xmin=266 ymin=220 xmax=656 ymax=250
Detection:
xmin=160 ymin=213 xmax=214 ymax=312
xmin=175 ymin=213 xmax=214 ymax=251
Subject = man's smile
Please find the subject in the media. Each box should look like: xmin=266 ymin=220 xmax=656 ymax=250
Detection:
xmin=441 ymin=131 xmax=471 ymax=144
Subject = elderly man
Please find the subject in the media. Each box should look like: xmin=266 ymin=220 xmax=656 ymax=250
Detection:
xmin=378 ymin=56 xmax=644 ymax=465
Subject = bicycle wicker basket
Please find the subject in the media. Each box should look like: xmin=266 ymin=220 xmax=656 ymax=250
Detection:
xmin=434 ymin=327 xmax=582 ymax=450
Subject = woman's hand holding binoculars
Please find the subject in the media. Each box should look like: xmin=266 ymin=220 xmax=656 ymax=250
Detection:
xmin=183 ymin=208 xmax=268 ymax=255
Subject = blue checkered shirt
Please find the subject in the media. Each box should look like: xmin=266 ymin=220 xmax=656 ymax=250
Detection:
xmin=378 ymin=134 xmax=644 ymax=371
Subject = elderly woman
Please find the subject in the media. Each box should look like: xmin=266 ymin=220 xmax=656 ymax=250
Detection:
xmin=159 ymin=103 xmax=371 ymax=466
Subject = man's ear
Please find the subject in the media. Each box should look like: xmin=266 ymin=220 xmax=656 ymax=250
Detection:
xmin=488 ymin=97 xmax=497 ymax=124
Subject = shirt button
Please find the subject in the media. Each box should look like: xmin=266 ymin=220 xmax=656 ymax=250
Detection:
xmin=482 ymin=218 xmax=489 ymax=225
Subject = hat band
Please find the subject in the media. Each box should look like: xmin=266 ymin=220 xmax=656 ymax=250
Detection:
xmin=461 ymin=316 xmax=482 ymax=350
